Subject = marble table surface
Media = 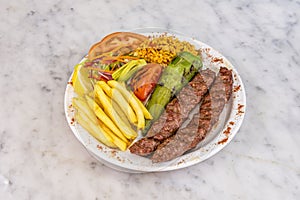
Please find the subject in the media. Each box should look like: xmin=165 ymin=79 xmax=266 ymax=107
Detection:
xmin=1 ymin=0 xmax=299 ymax=199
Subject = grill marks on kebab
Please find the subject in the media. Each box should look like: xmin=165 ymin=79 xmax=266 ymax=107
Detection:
xmin=129 ymin=69 xmax=216 ymax=156
xmin=151 ymin=67 xmax=233 ymax=163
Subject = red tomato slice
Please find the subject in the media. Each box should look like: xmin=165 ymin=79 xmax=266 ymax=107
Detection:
xmin=130 ymin=63 xmax=163 ymax=101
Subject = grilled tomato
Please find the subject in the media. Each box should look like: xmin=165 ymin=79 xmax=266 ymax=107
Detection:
xmin=130 ymin=63 xmax=163 ymax=101
xmin=88 ymin=32 xmax=148 ymax=61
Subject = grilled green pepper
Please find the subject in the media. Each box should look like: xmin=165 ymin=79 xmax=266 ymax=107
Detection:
xmin=143 ymin=51 xmax=203 ymax=134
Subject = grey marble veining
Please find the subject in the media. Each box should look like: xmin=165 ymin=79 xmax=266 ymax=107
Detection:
xmin=0 ymin=0 xmax=300 ymax=199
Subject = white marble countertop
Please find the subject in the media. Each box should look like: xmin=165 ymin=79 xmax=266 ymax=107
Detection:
xmin=1 ymin=0 xmax=300 ymax=199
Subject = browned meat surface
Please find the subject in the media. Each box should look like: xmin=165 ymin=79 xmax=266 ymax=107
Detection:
xmin=152 ymin=67 xmax=233 ymax=163
xmin=148 ymin=69 xmax=216 ymax=140
xmin=128 ymin=138 xmax=160 ymax=156
xmin=129 ymin=69 xmax=216 ymax=156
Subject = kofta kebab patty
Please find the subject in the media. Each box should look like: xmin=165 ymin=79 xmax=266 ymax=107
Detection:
xmin=129 ymin=69 xmax=216 ymax=156
xmin=130 ymin=67 xmax=233 ymax=163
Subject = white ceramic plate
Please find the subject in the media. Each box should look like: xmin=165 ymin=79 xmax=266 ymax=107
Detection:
xmin=64 ymin=28 xmax=246 ymax=173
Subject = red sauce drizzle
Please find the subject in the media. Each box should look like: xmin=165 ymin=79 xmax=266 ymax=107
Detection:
xmin=97 ymin=145 xmax=103 ymax=150
xmin=212 ymin=57 xmax=224 ymax=63
xmin=111 ymin=150 xmax=117 ymax=157
xmin=70 ymin=117 xmax=75 ymax=125
xmin=218 ymin=138 xmax=228 ymax=144
xmin=237 ymin=104 xmax=245 ymax=115
xmin=233 ymin=85 xmax=241 ymax=92
xmin=223 ymin=127 xmax=231 ymax=135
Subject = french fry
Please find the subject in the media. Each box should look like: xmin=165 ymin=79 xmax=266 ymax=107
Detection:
xmin=85 ymin=95 xmax=129 ymax=143
xmin=107 ymin=80 xmax=145 ymax=129
xmin=94 ymin=84 xmax=131 ymax=127
xmin=97 ymin=81 xmax=112 ymax=97
xmin=73 ymin=96 xmax=121 ymax=148
xmin=111 ymin=101 xmax=131 ymax=127
xmin=74 ymin=96 xmax=128 ymax=151
xmin=99 ymin=121 xmax=127 ymax=151
xmin=111 ymin=88 xmax=137 ymax=124
xmin=87 ymin=90 xmax=102 ymax=108
xmin=75 ymin=112 xmax=116 ymax=148
xmin=97 ymin=81 xmax=137 ymax=124
xmin=74 ymin=101 xmax=112 ymax=142
xmin=131 ymin=91 xmax=153 ymax=120
xmin=94 ymin=84 xmax=137 ymax=139
xmin=72 ymin=97 xmax=98 ymax=125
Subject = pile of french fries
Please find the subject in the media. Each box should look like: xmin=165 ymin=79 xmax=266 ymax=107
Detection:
xmin=72 ymin=80 xmax=152 ymax=151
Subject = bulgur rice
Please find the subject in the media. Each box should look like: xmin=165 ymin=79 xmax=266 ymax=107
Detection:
xmin=134 ymin=35 xmax=198 ymax=66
